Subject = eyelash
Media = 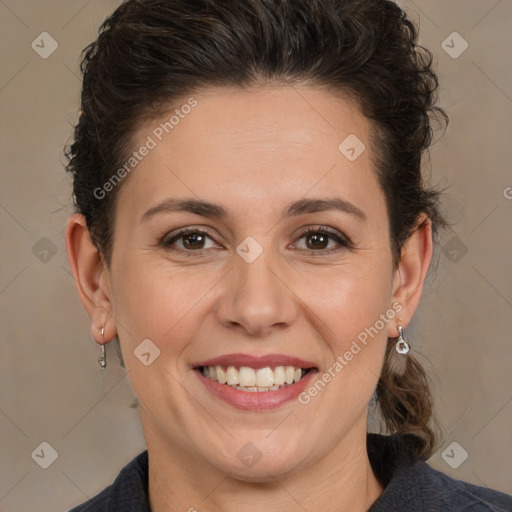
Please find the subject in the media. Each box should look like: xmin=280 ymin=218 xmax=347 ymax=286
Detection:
xmin=160 ymin=226 xmax=351 ymax=257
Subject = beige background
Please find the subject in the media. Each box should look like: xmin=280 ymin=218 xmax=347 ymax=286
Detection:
xmin=0 ymin=1 xmax=511 ymax=510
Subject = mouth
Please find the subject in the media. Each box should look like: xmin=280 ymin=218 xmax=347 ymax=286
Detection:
xmin=192 ymin=353 xmax=318 ymax=410
xmin=192 ymin=354 xmax=319 ymax=410
xmin=196 ymin=364 xmax=315 ymax=392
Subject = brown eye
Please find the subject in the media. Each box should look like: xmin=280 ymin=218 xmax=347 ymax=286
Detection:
xmin=181 ymin=232 xmax=207 ymax=250
xmin=304 ymin=232 xmax=330 ymax=250
xmin=161 ymin=229 xmax=219 ymax=255
xmin=293 ymin=227 xmax=350 ymax=253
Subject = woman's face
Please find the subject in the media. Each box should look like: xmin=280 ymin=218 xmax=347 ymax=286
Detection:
xmin=107 ymin=86 xmax=400 ymax=478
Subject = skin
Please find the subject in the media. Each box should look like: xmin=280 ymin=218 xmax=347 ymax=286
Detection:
xmin=66 ymin=85 xmax=433 ymax=512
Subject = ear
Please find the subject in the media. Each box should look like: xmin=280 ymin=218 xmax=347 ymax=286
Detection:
xmin=65 ymin=213 xmax=116 ymax=344
xmin=389 ymin=214 xmax=433 ymax=336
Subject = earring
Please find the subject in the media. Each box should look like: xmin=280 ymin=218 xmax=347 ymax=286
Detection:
xmin=98 ymin=326 xmax=107 ymax=370
xmin=395 ymin=325 xmax=410 ymax=354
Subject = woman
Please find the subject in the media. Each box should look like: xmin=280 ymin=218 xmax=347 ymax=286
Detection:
xmin=64 ymin=0 xmax=512 ymax=510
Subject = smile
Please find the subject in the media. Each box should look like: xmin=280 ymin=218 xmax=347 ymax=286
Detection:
xmin=199 ymin=365 xmax=311 ymax=391
xmin=194 ymin=366 xmax=318 ymax=411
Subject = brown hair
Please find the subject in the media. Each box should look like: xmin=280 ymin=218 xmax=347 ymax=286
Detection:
xmin=65 ymin=0 xmax=448 ymax=459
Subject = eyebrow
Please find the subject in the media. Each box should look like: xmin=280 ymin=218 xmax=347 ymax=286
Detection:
xmin=141 ymin=197 xmax=367 ymax=223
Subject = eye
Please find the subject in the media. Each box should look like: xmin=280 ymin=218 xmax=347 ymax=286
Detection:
xmin=160 ymin=228 xmax=220 ymax=256
xmin=160 ymin=225 xmax=351 ymax=257
xmin=291 ymin=226 xmax=351 ymax=254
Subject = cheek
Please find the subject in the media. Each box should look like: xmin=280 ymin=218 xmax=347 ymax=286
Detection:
xmin=110 ymin=258 xmax=234 ymax=377
xmin=292 ymin=256 xmax=393 ymax=415
xmin=294 ymin=257 xmax=393 ymax=343
xmin=110 ymin=261 xmax=190 ymax=348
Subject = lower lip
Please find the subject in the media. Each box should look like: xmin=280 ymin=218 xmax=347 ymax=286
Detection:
xmin=195 ymin=368 xmax=318 ymax=411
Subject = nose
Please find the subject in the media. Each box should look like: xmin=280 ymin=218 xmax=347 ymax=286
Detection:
xmin=215 ymin=246 xmax=299 ymax=338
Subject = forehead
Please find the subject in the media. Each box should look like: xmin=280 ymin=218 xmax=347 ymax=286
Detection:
xmin=116 ymin=85 xmax=385 ymax=226
xmin=152 ymin=85 xmax=367 ymax=163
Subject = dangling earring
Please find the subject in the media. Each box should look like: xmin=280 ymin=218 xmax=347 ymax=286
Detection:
xmin=387 ymin=325 xmax=410 ymax=376
xmin=98 ymin=326 xmax=107 ymax=370
xmin=395 ymin=325 xmax=410 ymax=354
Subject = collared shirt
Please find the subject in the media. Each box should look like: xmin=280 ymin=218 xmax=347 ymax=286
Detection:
xmin=69 ymin=433 xmax=512 ymax=511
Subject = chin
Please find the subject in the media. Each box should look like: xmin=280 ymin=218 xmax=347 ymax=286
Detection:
xmin=221 ymin=461 xmax=304 ymax=483
xmin=209 ymin=442 xmax=309 ymax=482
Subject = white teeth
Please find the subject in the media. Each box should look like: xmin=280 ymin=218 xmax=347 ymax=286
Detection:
xmin=226 ymin=366 xmax=239 ymax=386
xmin=274 ymin=366 xmax=285 ymax=386
xmin=201 ymin=365 xmax=309 ymax=390
xmin=216 ymin=366 xmax=227 ymax=384
xmin=239 ymin=367 xmax=256 ymax=387
xmin=256 ymin=367 xmax=274 ymax=387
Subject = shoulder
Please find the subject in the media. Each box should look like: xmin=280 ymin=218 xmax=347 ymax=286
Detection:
xmin=390 ymin=460 xmax=512 ymax=511
xmin=432 ymin=467 xmax=512 ymax=511
xmin=368 ymin=434 xmax=512 ymax=512
xmin=68 ymin=451 xmax=149 ymax=512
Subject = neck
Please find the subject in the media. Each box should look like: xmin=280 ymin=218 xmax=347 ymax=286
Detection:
xmin=146 ymin=416 xmax=383 ymax=512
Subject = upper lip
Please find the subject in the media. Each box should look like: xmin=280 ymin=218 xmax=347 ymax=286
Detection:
xmin=193 ymin=353 xmax=317 ymax=369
